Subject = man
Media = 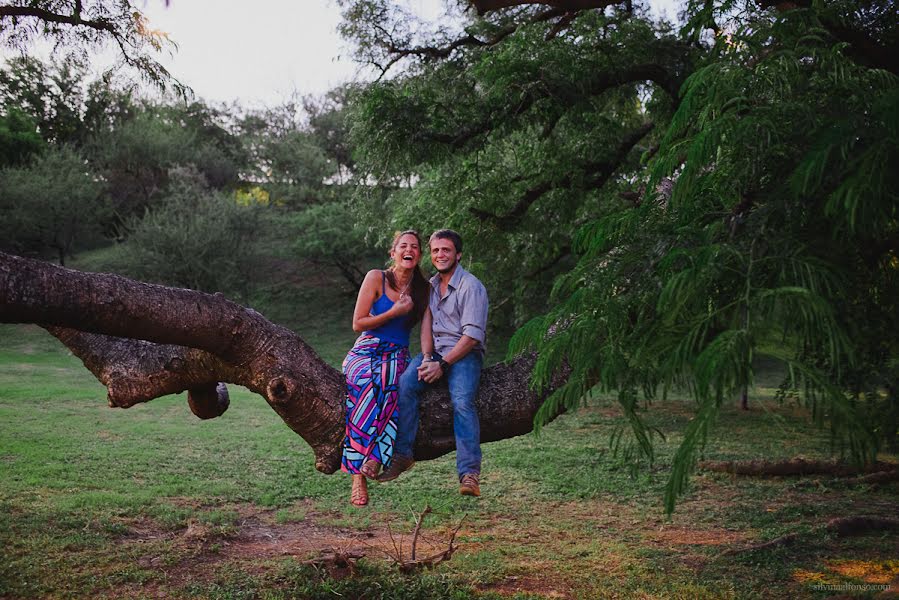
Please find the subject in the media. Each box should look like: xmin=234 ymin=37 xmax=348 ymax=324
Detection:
xmin=378 ymin=229 xmax=489 ymax=496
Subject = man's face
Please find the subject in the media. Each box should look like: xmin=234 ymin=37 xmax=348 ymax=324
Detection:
xmin=430 ymin=237 xmax=460 ymax=274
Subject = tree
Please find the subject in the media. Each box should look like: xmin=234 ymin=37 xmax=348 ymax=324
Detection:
xmin=1 ymin=54 xmax=140 ymax=149
xmin=337 ymin=0 xmax=899 ymax=511
xmin=290 ymin=199 xmax=380 ymax=291
xmin=0 ymin=55 xmax=87 ymax=145
xmin=339 ymin=0 xmax=692 ymax=328
xmin=108 ymin=168 xmax=264 ymax=298
xmin=86 ymin=100 xmax=243 ymax=225
xmin=0 ymin=144 xmax=107 ymax=265
xmin=237 ymin=101 xmax=334 ymax=208
xmin=0 ymin=251 xmax=566 ymax=473
xmin=0 ymin=0 xmax=184 ymax=93
xmin=0 ymin=107 xmax=44 ymax=166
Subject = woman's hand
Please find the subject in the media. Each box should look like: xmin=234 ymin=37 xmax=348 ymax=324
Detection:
xmin=391 ymin=293 xmax=414 ymax=316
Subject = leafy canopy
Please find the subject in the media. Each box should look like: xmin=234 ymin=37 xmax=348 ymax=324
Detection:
xmin=339 ymin=0 xmax=899 ymax=511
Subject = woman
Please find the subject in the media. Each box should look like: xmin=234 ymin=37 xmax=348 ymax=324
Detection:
xmin=342 ymin=230 xmax=429 ymax=506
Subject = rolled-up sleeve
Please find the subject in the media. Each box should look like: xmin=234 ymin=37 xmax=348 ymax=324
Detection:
xmin=459 ymin=281 xmax=488 ymax=343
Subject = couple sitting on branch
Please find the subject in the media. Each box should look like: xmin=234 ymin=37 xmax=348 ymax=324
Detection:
xmin=340 ymin=229 xmax=489 ymax=506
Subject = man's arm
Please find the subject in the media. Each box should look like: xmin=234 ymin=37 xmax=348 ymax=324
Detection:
xmin=418 ymin=334 xmax=479 ymax=383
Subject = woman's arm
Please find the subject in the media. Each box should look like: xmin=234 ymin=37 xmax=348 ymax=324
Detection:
xmin=420 ymin=307 xmax=434 ymax=359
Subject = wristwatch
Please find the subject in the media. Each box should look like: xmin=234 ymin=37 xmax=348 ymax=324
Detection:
xmin=437 ymin=358 xmax=450 ymax=372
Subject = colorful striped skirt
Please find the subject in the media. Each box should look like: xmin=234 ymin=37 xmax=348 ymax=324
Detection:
xmin=341 ymin=335 xmax=410 ymax=474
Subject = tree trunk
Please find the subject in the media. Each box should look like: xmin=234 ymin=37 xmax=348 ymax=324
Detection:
xmin=0 ymin=252 xmax=567 ymax=473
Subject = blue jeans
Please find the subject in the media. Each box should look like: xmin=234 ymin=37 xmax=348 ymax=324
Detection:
xmin=395 ymin=352 xmax=483 ymax=477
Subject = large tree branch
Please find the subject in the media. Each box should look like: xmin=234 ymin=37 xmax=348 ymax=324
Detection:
xmin=0 ymin=5 xmax=120 ymax=36
xmin=45 ymin=326 xmax=234 ymax=418
xmin=376 ymin=8 xmax=568 ymax=77
xmin=470 ymin=121 xmax=654 ymax=229
xmin=755 ymin=0 xmax=899 ymax=76
xmin=471 ymin=0 xmax=620 ymax=16
xmin=422 ymin=64 xmax=678 ymax=150
xmin=1 ymin=252 xmax=568 ymax=472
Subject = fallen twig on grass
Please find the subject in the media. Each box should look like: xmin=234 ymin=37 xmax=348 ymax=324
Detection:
xmin=724 ymin=516 xmax=899 ymax=555
xmin=381 ymin=505 xmax=467 ymax=573
xmin=399 ymin=514 xmax=467 ymax=573
xmin=300 ymin=548 xmax=365 ymax=576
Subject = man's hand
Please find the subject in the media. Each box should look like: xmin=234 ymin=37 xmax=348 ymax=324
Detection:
xmin=417 ymin=359 xmax=443 ymax=383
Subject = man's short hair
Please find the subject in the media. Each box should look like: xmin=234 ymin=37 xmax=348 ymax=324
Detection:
xmin=429 ymin=229 xmax=463 ymax=253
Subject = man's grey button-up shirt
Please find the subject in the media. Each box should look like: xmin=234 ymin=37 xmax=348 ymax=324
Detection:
xmin=429 ymin=264 xmax=488 ymax=356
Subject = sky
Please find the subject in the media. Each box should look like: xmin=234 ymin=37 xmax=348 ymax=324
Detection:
xmin=136 ymin=0 xmax=446 ymax=107
xmin=135 ymin=0 xmax=680 ymax=107
xmin=137 ymin=0 xmax=360 ymax=107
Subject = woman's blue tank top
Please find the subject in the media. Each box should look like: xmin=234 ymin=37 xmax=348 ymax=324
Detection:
xmin=363 ymin=272 xmax=411 ymax=346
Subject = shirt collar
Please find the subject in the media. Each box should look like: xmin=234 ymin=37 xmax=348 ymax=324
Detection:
xmin=430 ymin=263 xmax=467 ymax=290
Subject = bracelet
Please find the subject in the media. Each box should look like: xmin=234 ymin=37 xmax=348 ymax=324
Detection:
xmin=437 ymin=358 xmax=450 ymax=372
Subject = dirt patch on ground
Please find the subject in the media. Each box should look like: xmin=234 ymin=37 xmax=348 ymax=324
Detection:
xmin=113 ymin=502 xmax=465 ymax=597
xmin=216 ymin=510 xmax=450 ymax=563
xmin=481 ymin=574 xmax=573 ymax=599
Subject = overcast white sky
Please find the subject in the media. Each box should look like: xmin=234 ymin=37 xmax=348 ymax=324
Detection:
xmin=135 ymin=0 xmax=680 ymax=106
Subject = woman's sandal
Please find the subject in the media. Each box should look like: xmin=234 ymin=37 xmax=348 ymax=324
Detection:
xmin=360 ymin=460 xmax=381 ymax=480
xmin=351 ymin=475 xmax=368 ymax=506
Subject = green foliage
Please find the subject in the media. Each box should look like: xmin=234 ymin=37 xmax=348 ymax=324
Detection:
xmin=0 ymin=107 xmax=44 ymax=167
xmin=109 ymin=172 xmax=264 ymax=297
xmin=237 ymin=99 xmax=337 ymax=208
xmin=513 ymin=1 xmax=899 ymax=512
xmin=339 ymin=0 xmax=899 ymax=512
xmin=0 ymin=55 xmax=87 ymax=145
xmin=0 ymin=144 xmax=107 ymax=265
xmin=291 ymin=197 xmax=380 ymax=289
xmin=87 ymin=101 xmax=243 ymax=223
xmin=342 ymin=5 xmax=687 ymax=329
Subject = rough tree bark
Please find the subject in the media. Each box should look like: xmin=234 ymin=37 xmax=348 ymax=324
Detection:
xmin=0 ymin=252 xmax=566 ymax=473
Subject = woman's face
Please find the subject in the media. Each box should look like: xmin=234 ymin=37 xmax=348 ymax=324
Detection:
xmin=391 ymin=233 xmax=421 ymax=270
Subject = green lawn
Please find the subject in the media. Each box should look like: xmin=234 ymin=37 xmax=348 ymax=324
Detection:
xmin=0 ymin=323 xmax=896 ymax=599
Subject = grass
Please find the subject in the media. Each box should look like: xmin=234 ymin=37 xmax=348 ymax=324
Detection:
xmin=1 ymin=321 xmax=897 ymax=598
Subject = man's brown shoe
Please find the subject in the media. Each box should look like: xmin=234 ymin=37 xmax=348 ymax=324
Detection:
xmin=377 ymin=454 xmax=414 ymax=482
xmin=459 ymin=473 xmax=480 ymax=497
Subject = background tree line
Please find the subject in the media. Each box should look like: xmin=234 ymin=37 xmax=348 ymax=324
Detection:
xmin=0 ymin=55 xmax=375 ymax=303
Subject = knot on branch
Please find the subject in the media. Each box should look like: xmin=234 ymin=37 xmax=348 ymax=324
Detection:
xmin=266 ymin=376 xmax=297 ymax=406
xmin=187 ymin=382 xmax=230 ymax=419
xmin=165 ymin=357 xmax=185 ymax=372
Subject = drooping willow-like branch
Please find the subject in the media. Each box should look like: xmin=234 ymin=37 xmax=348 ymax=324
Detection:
xmin=470 ymin=121 xmax=655 ymax=229
xmin=419 ymin=62 xmax=679 ymax=151
xmin=374 ymin=7 xmax=570 ymax=77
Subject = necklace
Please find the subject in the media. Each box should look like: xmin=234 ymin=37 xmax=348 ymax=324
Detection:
xmin=393 ymin=270 xmax=413 ymax=296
